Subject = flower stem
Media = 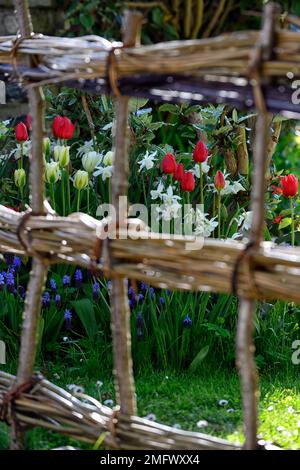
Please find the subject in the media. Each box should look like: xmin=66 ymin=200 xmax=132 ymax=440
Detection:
xmin=61 ymin=169 xmax=66 ymax=216
xmin=77 ymin=189 xmax=81 ymax=212
xmin=218 ymin=191 xmax=221 ymax=239
xmin=290 ymin=197 xmax=295 ymax=247
xmin=199 ymin=164 xmax=204 ymax=207
xmin=66 ymin=170 xmax=71 ymax=214
xmin=87 ymin=179 xmax=90 ymax=214
xmin=51 ymin=183 xmax=56 ymax=211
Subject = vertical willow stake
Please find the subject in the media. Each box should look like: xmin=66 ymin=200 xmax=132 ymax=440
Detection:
xmin=110 ymin=10 xmax=142 ymax=416
xmin=12 ymin=0 xmax=49 ymax=449
xmin=236 ymin=2 xmax=280 ymax=450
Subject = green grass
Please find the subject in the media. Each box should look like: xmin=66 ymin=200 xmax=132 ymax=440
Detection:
xmin=1 ymin=362 xmax=300 ymax=450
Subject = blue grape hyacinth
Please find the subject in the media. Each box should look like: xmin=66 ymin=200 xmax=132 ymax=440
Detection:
xmin=74 ymin=269 xmax=83 ymax=288
xmin=93 ymin=282 xmax=100 ymax=300
xmin=183 ymin=315 xmax=192 ymax=328
xmin=50 ymin=278 xmax=57 ymax=292
xmin=64 ymin=309 xmax=72 ymax=330
xmin=63 ymin=274 xmax=71 ymax=288
xmin=42 ymin=291 xmax=51 ymax=308
xmin=6 ymin=271 xmax=15 ymax=293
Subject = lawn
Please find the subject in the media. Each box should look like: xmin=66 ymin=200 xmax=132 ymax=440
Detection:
xmin=1 ymin=363 xmax=299 ymax=450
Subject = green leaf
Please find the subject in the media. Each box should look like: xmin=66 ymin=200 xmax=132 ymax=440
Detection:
xmin=189 ymin=345 xmax=210 ymax=372
xmin=71 ymin=299 xmax=97 ymax=341
xmin=279 ymin=217 xmax=292 ymax=230
xmin=79 ymin=12 xmax=94 ymax=30
xmin=128 ymin=98 xmax=149 ymax=112
xmin=158 ymin=103 xmax=179 ymax=113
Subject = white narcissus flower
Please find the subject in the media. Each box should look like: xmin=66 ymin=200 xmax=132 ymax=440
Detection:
xmin=138 ymin=150 xmax=157 ymax=171
xmin=161 ymin=186 xmax=181 ymax=205
xmin=10 ymin=140 xmax=31 ymax=160
xmin=94 ymin=165 xmax=113 ymax=181
xmin=238 ymin=211 xmax=253 ymax=231
xmin=150 ymin=180 xmax=164 ymax=200
xmin=76 ymin=139 xmax=94 ymax=158
xmin=192 ymin=161 xmax=210 ymax=178
xmin=103 ymin=150 xmax=114 ymax=166
xmin=194 ymin=209 xmax=218 ymax=238
xmin=82 ymin=151 xmax=102 ymax=173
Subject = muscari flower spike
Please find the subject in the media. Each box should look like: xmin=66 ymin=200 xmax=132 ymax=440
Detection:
xmin=6 ymin=272 xmax=15 ymax=293
xmin=0 ymin=273 xmax=5 ymax=291
xmin=50 ymin=278 xmax=57 ymax=292
xmin=12 ymin=256 xmax=21 ymax=273
xmin=93 ymin=282 xmax=100 ymax=300
xmin=183 ymin=315 xmax=192 ymax=328
xmin=42 ymin=291 xmax=51 ymax=308
xmin=74 ymin=269 xmax=83 ymax=288
xmin=64 ymin=309 xmax=72 ymax=330
xmin=55 ymin=294 xmax=61 ymax=309
xmin=63 ymin=274 xmax=71 ymax=288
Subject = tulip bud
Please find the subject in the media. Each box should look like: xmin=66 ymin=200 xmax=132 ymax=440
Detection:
xmin=181 ymin=171 xmax=195 ymax=192
xmin=52 ymin=116 xmax=75 ymax=140
xmin=74 ymin=170 xmax=89 ymax=190
xmin=14 ymin=168 xmax=26 ymax=188
xmin=45 ymin=161 xmax=60 ymax=184
xmin=54 ymin=145 xmax=70 ymax=168
xmin=214 ymin=170 xmax=225 ymax=191
xmin=282 ymin=174 xmax=298 ymax=198
xmin=103 ymin=150 xmax=114 ymax=166
xmin=15 ymin=122 xmax=28 ymax=142
xmin=193 ymin=140 xmax=208 ymax=163
xmin=174 ymin=163 xmax=184 ymax=182
xmin=162 ymin=153 xmax=176 ymax=174
xmin=43 ymin=137 xmax=51 ymax=159
xmin=82 ymin=151 xmax=100 ymax=173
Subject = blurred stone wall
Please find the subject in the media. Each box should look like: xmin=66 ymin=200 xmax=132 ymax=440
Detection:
xmin=0 ymin=0 xmax=64 ymax=119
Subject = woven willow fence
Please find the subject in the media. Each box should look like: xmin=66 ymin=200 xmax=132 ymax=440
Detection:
xmin=0 ymin=0 xmax=299 ymax=450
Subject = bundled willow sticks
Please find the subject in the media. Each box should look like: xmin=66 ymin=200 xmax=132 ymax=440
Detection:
xmin=0 ymin=29 xmax=299 ymax=85
xmin=1 ymin=204 xmax=300 ymax=303
xmin=0 ymin=371 xmax=239 ymax=450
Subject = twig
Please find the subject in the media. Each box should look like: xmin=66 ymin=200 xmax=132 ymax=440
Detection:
xmin=191 ymin=0 xmax=204 ymax=39
xmin=203 ymin=0 xmax=227 ymax=38
xmin=13 ymin=0 xmax=49 ymax=449
xmin=184 ymin=0 xmax=192 ymax=38
xmin=110 ymin=10 xmax=142 ymax=416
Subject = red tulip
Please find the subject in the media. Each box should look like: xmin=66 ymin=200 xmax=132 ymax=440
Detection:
xmin=181 ymin=171 xmax=195 ymax=192
xmin=26 ymin=114 xmax=31 ymax=131
xmin=282 ymin=174 xmax=298 ymax=198
xmin=15 ymin=122 xmax=28 ymax=142
xmin=273 ymin=215 xmax=283 ymax=224
xmin=162 ymin=153 xmax=176 ymax=174
xmin=214 ymin=170 xmax=225 ymax=191
xmin=174 ymin=163 xmax=184 ymax=181
xmin=52 ymin=116 xmax=75 ymax=140
xmin=193 ymin=139 xmax=208 ymax=163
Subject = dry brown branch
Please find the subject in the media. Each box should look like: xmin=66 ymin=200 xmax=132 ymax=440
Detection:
xmin=191 ymin=0 xmax=204 ymax=39
xmin=236 ymin=3 xmax=280 ymax=450
xmin=184 ymin=0 xmax=192 ymax=38
xmin=109 ymin=10 xmax=142 ymax=417
xmin=202 ymin=0 xmax=227 ymax=38
xmin=237 ymin=126 xmax=249 ymax=176
xmin=12 ymin=0 xmax=49 ymax=450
